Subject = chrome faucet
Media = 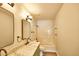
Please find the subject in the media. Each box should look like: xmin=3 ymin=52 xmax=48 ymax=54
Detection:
xmin=24 ymin=36 xmax=31 ymax=45
xmin=0 ymin=49 xmax=7 ymax=56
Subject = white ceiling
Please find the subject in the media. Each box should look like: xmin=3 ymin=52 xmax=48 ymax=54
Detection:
xmin=23 ymin=3 xmax=62 ymax=19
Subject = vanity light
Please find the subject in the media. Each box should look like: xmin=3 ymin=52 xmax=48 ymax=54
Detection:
xmin=29 ymin=15 xmax=32 ymax=19
xmin=26 ymin=15 xmax=32 ymax=22
xmin=8 ymin=3 xmax=14 ymax=7
xmin=27 ymin=19 xmax=32 ymax=23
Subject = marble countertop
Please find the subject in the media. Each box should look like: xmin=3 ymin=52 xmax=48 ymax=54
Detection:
xmin=8 ymin=41 xmax=40 ymax=56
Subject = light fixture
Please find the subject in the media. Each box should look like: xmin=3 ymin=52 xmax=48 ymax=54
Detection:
xmin=26 ymin=15 xmax=32 ymax=22
xmin=8 ymin=3 xmax=14 ymax=7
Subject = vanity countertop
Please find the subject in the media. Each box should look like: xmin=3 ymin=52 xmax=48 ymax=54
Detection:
xmin=8 ymin=41 xmax=40 ymax=56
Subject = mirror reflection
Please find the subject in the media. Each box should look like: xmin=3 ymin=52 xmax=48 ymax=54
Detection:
xmin=22 ymin=20 xmax=31 ymax=43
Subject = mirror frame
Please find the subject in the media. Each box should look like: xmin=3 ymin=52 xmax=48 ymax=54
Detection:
xmin=0 ymin=7 xmax=14 ymax=49
xmin=21 ymin=19 xmax=31 ymax=40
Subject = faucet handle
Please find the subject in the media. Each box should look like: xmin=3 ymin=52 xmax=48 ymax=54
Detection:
xmin=17 ymin=36 xmax=22 ymax=42
xmin=0 ymin=49 xmax=7 ymax=56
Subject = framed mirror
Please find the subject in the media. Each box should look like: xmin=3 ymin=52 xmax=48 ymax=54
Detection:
xmin=0 ymin=7 xmax=14 ymax=49
xmin=21 ymin=20 xmax=31 ymax=43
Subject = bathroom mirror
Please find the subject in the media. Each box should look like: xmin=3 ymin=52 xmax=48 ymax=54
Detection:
xmin=0 ymin=7 xmax=14 ymax=49
xmin=22 ymin=20 xmax=31 ymax=42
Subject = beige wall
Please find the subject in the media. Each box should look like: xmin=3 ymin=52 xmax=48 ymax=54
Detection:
xmin=55 ymin=4 xmax=79 ymax=55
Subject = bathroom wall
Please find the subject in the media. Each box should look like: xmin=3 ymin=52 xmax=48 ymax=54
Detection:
xmin=55 ymin=4 xmax=79 ymax=55
xmin=36 ymin=19 xmax=56 ymax=51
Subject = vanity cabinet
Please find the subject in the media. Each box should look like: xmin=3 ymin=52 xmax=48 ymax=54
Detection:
xmin=33 ymin=45 xmax=40 ymax=56
xmin=8 ymin=41 xmax=40 ymax=56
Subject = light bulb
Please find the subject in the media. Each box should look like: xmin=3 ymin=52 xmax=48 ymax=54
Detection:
xmin=29 ymin=16 xmax=32 ymax=19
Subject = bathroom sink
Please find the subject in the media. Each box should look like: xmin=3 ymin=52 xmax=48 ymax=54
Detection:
xmin=8 ymin=41 xmax=40 ymax=56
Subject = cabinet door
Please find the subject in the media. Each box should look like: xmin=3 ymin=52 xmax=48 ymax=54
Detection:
xmin=33 ymin=46 xmax=40 ymax=56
